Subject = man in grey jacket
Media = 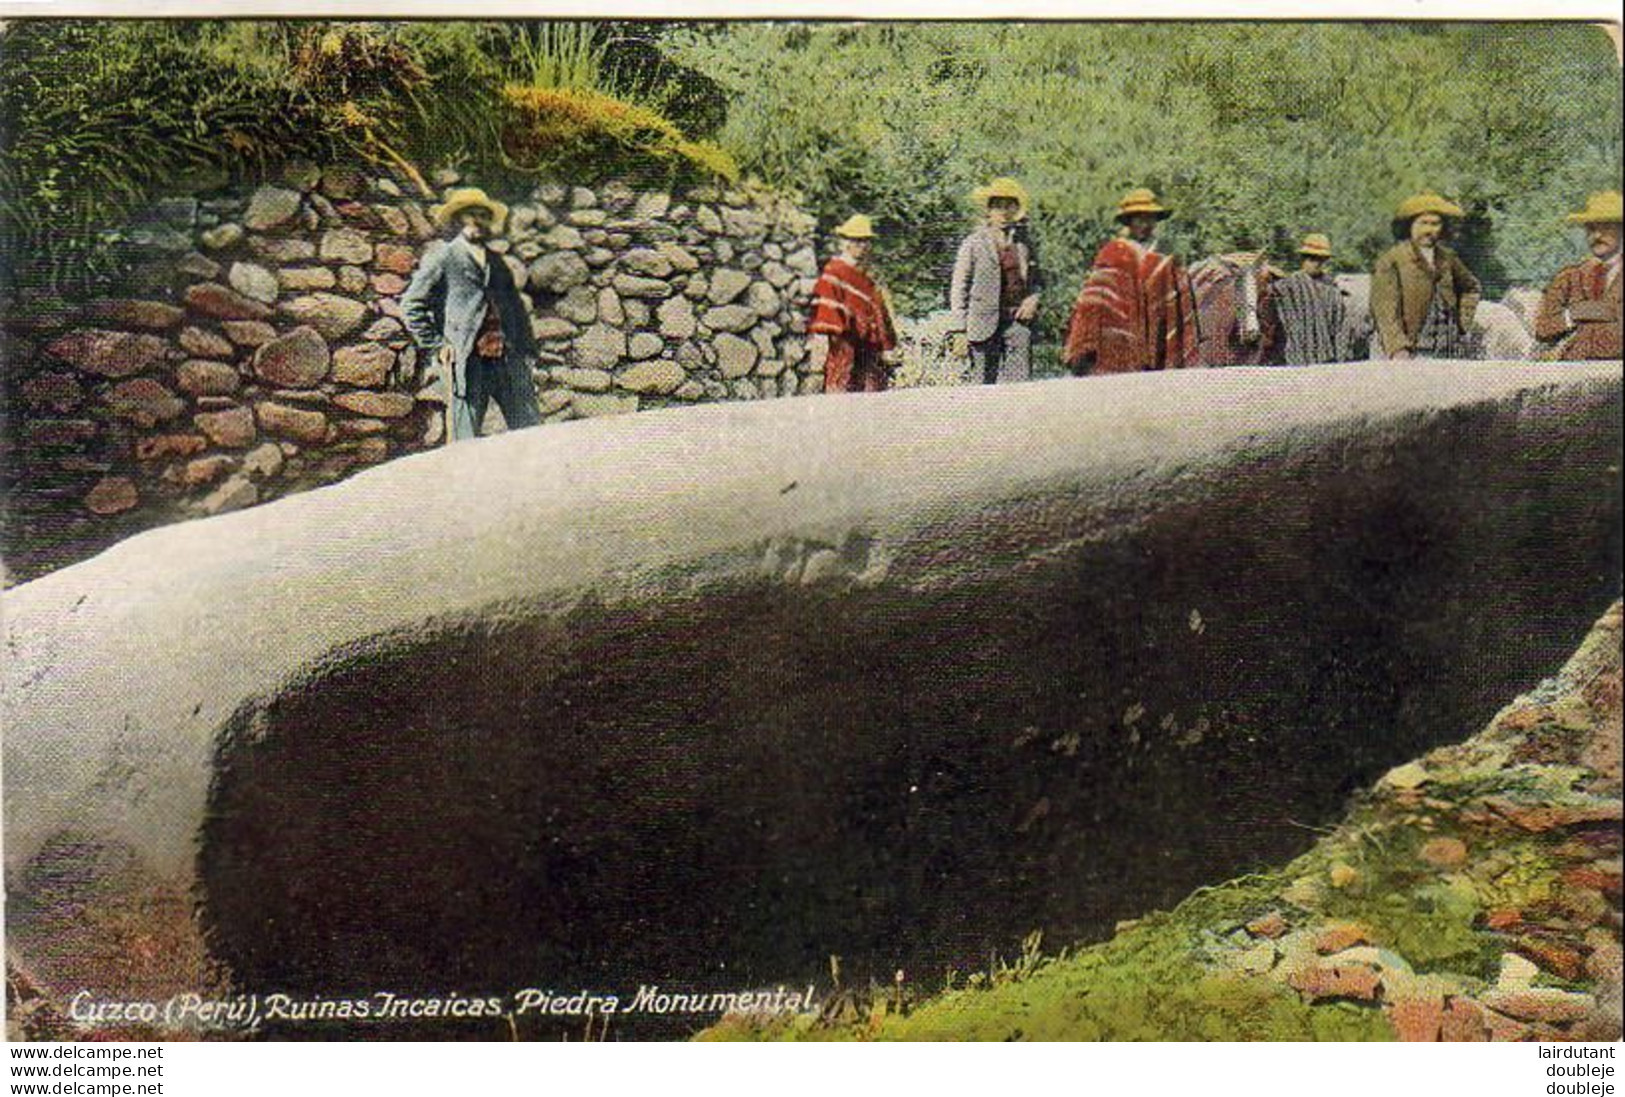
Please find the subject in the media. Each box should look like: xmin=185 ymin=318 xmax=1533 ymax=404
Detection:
xmin=948 ymin=177 xmax=1044 ymax=384
xmin=402 ymin=187 xmax=541 ymax=442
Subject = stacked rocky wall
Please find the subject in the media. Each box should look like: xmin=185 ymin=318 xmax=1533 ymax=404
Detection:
xmin=0 ymin=166 xmax=822 ymax=582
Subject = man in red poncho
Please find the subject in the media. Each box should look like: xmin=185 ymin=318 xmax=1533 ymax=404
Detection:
xmin=809 ymin=215 xmax=898 ymax=393
xmin=1064 ymin=188 xmax=1201 ymax=374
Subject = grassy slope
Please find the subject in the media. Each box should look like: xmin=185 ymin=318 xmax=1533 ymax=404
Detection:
xmin=703 ymin=603 xmax=1623 ymax=1042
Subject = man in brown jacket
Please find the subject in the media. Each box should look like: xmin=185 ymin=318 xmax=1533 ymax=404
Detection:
xmin=1534 ymin=190 xmax=1622 ymax=361
xmin=1370 ymin=192 xmax=1482 ymax=359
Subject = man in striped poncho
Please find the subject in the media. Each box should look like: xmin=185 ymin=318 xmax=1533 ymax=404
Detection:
xmin=809 ymin=215 xmax=898 ymax=393
xmin=1265 ymin=233 xmax=1353 ymax=366
xmin=1064 ymin=188 xmax=1200 ymax=375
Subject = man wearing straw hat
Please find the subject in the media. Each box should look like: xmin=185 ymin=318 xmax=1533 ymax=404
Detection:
xmin=1369 ymin=192 xmax=1482 ymax=360
xmin=948 ymin=177 xmax=1045 ymax=384
xmin=1063 ymin=187 xmax=1199 ymax=374
xmin=401 ymin=186 xmax=541 ymax=442
xmin=1534 ymin=190 xmax=1622 ymax=361
xmin=1265 ymin=233 xmax=1352 ymax=366
xmin=809 ymin=214 xmax=898 ymax=393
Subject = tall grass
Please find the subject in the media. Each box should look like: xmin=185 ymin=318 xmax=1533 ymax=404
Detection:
xmin=0 ymin=19 xmax=735 ymax=297
xmin=0 ymin=21 xmax=440 ymax=295
xmin=512 ymin=22 xmax=610 ymax=91
xmin=0 ymin=21 xmax=328 ymax=295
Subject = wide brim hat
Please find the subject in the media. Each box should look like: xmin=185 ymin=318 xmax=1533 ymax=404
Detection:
xmin=432 ymin=187 xmax=509 ymax=232
xmin=1298 ymin=233 xmax=1334 ymax=258
xmin=834 ymin=214 xmax=878 ymax=240
xmin=972 ymin=177 xmax=1030 ymax=219
xmin=1566 ymin=190 xmax=1624 ymax=225
xmin=1395 ymin=192 xmax=1465 ymax=221
xmin=1116 ymin=187 xmax=1172 ymax=222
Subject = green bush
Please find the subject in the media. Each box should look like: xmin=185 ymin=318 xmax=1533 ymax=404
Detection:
xmin=501 ymin=84 xmax=737 ymax=183
xmin=668 ymin=22 xmax=1622 ymax=312
xmin=0 ymin=21 xmax=331 ymax=293
xmin=497 ymin=22 xmax=738 ymax=185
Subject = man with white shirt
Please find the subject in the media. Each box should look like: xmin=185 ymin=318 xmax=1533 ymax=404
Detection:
xmin=402 ymin=187 xmax=541 ymax=442
xmin=1535 ymin=190 xmax=1622 ymax=361
xmin=1063 ymin=187 xmax=1200 ymax=374
xmin=1369 ymin=192 xmax=1482 ymax=360
xmin=947 ymin=178 xmax=1045 ymax=384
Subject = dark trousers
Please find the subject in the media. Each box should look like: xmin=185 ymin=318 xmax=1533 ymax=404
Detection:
xmin=451 ymin=354 xmax=542 ymax=442
xmin=970 ymin=319 xmax=1033 ymax=384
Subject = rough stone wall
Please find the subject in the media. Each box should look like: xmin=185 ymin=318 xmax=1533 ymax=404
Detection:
xmin=0 ymin=165 xmax=821 ymax=581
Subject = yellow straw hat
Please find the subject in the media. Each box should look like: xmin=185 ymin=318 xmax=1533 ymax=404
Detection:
xmin=1565 ymin=190 xmax=1623 ymax=225
xmin=1116 ymin=187 xmax=1172 ymax=222
xmin=1395 ymin=192 xmax=1465 ymax=221
xmin=834 ymin=214 xmax=878 ymax=239
xmin=431 ymin=187 xmax=510 ymax=232
xmin=1298 ymin=233 xmax=1334 ymax=258
xmin=972 ymin=177 xmax=1030 ymax=218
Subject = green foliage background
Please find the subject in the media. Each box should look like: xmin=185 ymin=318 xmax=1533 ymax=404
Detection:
xmin=0 ymin=20 xmax=1619 ymax=311
xmin=667 ymin=22 xmax=1622 ymax=312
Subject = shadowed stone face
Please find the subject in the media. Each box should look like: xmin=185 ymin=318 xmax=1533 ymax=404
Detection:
xmin=3 ymin=363 xmax=1621 ymax=1035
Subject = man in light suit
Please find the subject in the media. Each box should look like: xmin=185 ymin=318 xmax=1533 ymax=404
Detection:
xmin=948 ymin=177 xmax=1044 ymax=384
xmin=402 ymin=188 xmax=541 ymax=442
